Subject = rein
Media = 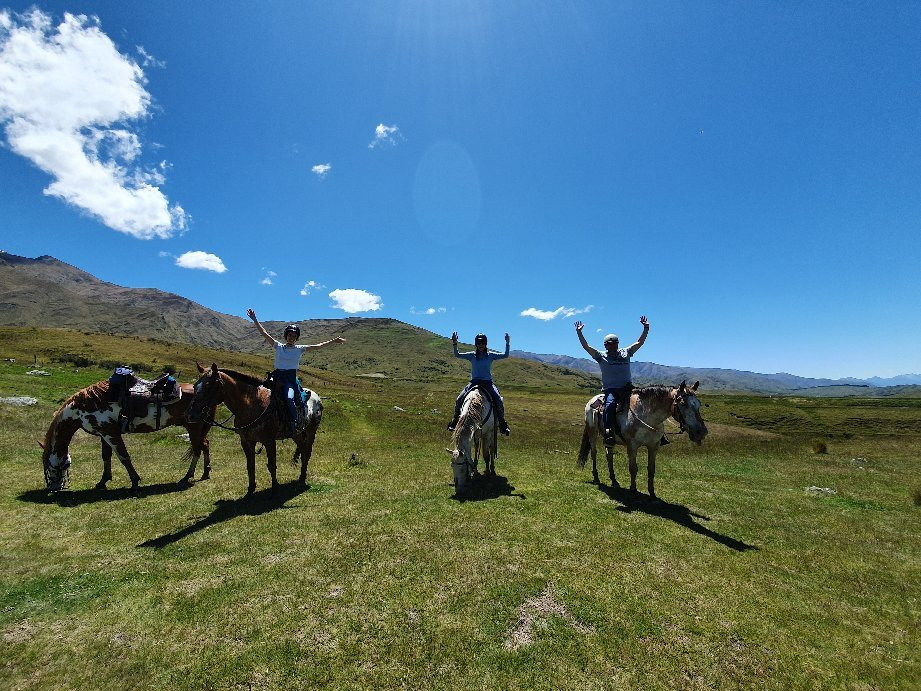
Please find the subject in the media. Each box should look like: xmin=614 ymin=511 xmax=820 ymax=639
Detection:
xmin=625 ymin=390 xmax=688 ymax=435
xmin=205 ymin=403 xmax=274 ymax=432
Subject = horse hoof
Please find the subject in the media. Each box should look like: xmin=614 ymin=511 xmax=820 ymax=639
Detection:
xmin=200 ymin=472 xmax=211 ymax=481
xmin=94 ymin=481 xmax=108 ymax=490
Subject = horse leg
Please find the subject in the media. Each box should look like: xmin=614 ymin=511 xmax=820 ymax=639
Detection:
xmin=241 ymin=437 xmax=257 ymax=496
xmin=297 ymin=428 xmax=317 ymax=487
xmin=180 ymin=425 xmax=200 ymax=484
xmin=200 ymin=434 xmax=212 ymax=481
xmin=627 ymin=444 xmax=639 ymax=494
xmin=647 ymin=445 xmax=658 ymax=500
xmin=101 ymin=433 xmax=142 ymax=496
xmin=96 ymin=438 xmax=113 ymax=489
xmin=265 ymin=438 xmax=279 ymax=493
xmin=607 ymin=444 xmax=618 ymax=487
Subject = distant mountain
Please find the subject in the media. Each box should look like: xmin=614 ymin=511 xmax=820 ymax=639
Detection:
xmin=510 ymin=350 xmax=913 ymax=395
xmin=1 ymin=252 xmax=918 ymax=396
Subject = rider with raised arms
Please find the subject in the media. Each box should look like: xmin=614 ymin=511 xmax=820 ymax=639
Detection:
xmin=448 ymin=331 xmax=511 ymax=436
xmin=247 ymin=308 xmax=345 ymax=435
xmin=576 ymin=316 xmax=660 ymax=446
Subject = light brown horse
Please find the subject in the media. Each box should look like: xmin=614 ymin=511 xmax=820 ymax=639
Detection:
xmin=40 ymin=379 xmax=214 ymax=494
xmin=185 ymin=363 xmax=322 ymax=496
xmin=578 ymin=381 xmax=707 ymax=498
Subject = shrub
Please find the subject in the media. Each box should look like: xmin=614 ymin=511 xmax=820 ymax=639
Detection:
xmin=812 ymin=440 xmax=828 ymax=454
xmin=57 ymin=352 xmax=93 ymax=368
xmin=162 ymin=364 xmax=178 ymax=375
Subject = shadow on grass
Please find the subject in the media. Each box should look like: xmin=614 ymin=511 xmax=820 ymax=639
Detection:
xmin=138 ymin=482 xmax=310 ymax=549
xmin=17 ymin=480 xmax=194 ymax=506
xmin=453 ymin=473 xmax=525 ymax=502
xmin=597 ymin=483 xmax=758 ymax=552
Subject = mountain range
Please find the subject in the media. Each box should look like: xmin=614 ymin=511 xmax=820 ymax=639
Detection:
xmin=1 ymin=251 xmax=918 ymax=396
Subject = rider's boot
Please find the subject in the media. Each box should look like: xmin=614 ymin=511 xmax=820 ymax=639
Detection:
xmin=499 ymin=418 xmax=511 ymax=436
xmin=660 ymin=434 xmax=670 ymax=446
xmin=447 ymin=415 xmax=459 ymax=432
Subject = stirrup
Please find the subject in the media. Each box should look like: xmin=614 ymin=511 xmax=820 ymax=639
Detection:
xmin=501 ymin=424 xmax=511 ymax=436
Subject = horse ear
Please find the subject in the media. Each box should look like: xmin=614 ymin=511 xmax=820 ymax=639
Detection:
xmin=196 ymin=361 xmax=205 ymax=374
xmin=679 ymin=380 xmax=687 ymax=391
xmin=37 ymin=439 xmax=45 ymax=450
xmin=691 ymin=381 xmax=699 ymax=392
xmin=444 ymin=448 xmax=453 ymax=455
xmin=211 ymin=363 xmax=218 ymax=375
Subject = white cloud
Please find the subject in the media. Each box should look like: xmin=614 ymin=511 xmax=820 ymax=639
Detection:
xmin=311 ymin=163 xmax=331 ymax=178
xmin=299 ymin=280 xmax=324 ymax=296
xmin=260 ymin=270 xmax=277 ymax=286
xmin=520 ymin=305 xmax=593 ymax=321
xmin=368 ymin=123 xmax=402 ymax=149
xmin=175 ymin=251 xmax=227 ymax=273
xmin=410 ymin=306 xmax=447 ymax=315
xmin=0 ymin=10 xmax=185 ymax=239
xmin=329 ymin=288 xmax=382 ymax=313
xmin=135 ymin=45 xmax=165 ymax=69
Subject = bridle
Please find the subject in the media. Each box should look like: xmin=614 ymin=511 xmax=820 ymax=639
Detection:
xmin=44 ymin=453 xmax=71 ymax=490
xmin=187 ymin=371 xmax=276 ymax=433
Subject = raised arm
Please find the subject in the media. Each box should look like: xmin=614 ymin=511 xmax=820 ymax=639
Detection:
xmin=626 ymin=315 xmax=650 ymax=356
xmin=247 ymin=308 xmax=275 ymax=346
xmin=491 ymin=333 xmax=511 ymax=359
xmin=302 ymin=336 xmax=346 ymax=351
xmin=575 ymin=321 xmax=600 ymax=359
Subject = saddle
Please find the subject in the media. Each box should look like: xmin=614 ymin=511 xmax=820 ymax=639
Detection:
xmin=263 ymin=371 xmax=313 ymax=431
xmin=590 ymin=386 xmax=635 ymax=441
xmin=108 ymin=368 xmax=181 ymax=432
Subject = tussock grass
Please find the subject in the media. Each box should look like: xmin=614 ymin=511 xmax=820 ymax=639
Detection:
xmin=1 ymin=331 xmax=920 ymax=689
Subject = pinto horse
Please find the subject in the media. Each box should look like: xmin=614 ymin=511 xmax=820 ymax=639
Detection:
xmin=186 ymin=363 xmax=322 ymax=496
xmin=445 ymin=386 xmax=497 ymax=496
xmin=40 ymin=379 xmax=214 ymax=494
xmin=578 ymin=381 xmax=707 ymax=498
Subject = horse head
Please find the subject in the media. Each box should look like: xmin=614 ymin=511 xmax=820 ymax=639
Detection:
xmin=186 ymin=362 xmax=223 ymax=423
xmin=673 ymin=380 xmax=708 ymax=444
xmin=39 ymin=436 xmax=71 ymax=491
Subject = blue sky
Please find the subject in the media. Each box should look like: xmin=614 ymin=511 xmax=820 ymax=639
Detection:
xmin=1 ymin=2 xmax=919 ymax=379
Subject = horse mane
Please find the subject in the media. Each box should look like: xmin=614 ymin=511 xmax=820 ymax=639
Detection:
xmin=42 ymin=380 xmax=110 ymax=454
xmin=218 ymin=369 xmax=265 ymax=388
xmin=634 ymin=385 xmax=674 ymax=408
xmin=452 ymin=389 xmax=485 ymax=445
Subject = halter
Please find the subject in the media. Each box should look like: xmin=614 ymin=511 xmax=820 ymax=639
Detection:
xmin=670 ymin=391 xmax=690 ymax=435
xmin=44 ymin=454 xmax=71 ymax=490
xmin=189 ymin=371 xmax=284 ymax=433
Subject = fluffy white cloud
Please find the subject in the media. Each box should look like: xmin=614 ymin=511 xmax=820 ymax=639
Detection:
xmin=260 ymin=270 xmax=277 ymax=286
xmin=329 ymin=288 xmax=382 ymax=313
xmin=0 ymin=10 xmax=185 ymax=238
xmin=175 ymin=251 xmax=227 ymax=273
xmin=311 ymin=163 xmax=331 ymax=178
xmin=520 ymin=305 xmax=593 ymax=321
xmin=368 ymin=123 xmax=402 ymax=149
xmin=410 ymin=306 xmax=447 ymax=315
xmin=299 ymin=280 xmax=324 ymax=296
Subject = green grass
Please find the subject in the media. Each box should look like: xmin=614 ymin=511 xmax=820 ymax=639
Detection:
xmin=1 ymin=331 xmax=919 ymax=689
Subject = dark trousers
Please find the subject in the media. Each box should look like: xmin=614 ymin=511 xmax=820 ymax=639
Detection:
xmin=602 ymin=388 xmax=619 ymax=433
xmin=275 ymin=369 xmax=302 ymax=433
xmin=454 ymin=379 xmax=505 ymax=423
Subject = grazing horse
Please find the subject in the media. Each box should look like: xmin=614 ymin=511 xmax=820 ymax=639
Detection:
xmin=40 ymin=379 xmax=214 ymax=494
xmin=578 ymin=381 xmax=707 ymax=498
xmin=186 ymin=363 xmax=322 ymax=496
xmin=445 ymin=386 xmax=497 ymax=495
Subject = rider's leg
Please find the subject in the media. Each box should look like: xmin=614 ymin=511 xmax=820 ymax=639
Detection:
xmin=448 ymin=383 xmax=473 ymax=431
xmin=490 ymin=382 xmax=510 ymax=435
xmin=602 ymin=389 xmax=617 ymax=436
xmin=277 ymin=370 xmax=299 ymax=435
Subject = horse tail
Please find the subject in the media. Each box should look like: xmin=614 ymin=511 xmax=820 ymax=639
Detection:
xmin=180 ymin=445 xmax=194 ymax=463
xmin=578 ymin=421 xmax=592 ymax=469
xmin=291 ymin=447 xmax=301 ymax=467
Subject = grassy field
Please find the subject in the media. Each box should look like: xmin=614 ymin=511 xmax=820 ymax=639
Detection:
xmin=1 ymin=331 xmax=919 ymax=689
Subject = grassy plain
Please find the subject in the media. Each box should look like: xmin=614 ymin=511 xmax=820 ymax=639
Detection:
xmin=1 ymin=329 xmax=919 ymax=689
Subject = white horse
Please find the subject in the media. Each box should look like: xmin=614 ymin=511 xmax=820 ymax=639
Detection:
xmin=578 ymin=381 xmax=707 ymax=498
xmin=445 ymin=386 xmax=497 ymax=495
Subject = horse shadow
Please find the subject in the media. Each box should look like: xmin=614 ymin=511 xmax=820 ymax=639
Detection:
xmin=596 ymin=483 xmax=758 ymax=552
xmin=139 ymin=482 xmax=309 ymax=549
xmin=453 ymin=473 xmax=525 ymax=502
xmin=17 ymin=481 xmax=194 ymax=507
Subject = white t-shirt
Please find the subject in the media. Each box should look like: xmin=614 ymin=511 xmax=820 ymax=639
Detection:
xmin=273 ymin=340 xmax=308 ymax=370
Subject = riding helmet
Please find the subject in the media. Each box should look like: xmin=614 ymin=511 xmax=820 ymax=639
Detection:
xmin=284 ymin=324 xmax=301 ymax=339
xmin=474 ymin=333 xmax=488 ymax=345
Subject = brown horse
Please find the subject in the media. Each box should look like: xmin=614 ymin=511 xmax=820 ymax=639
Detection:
xmin=578 ymin=381 xmax=707 ymax=498
xmin=40 ymin=379 xmax=215 ymax=494
xmin=185 ymin=363 xmax=322 ymax=496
